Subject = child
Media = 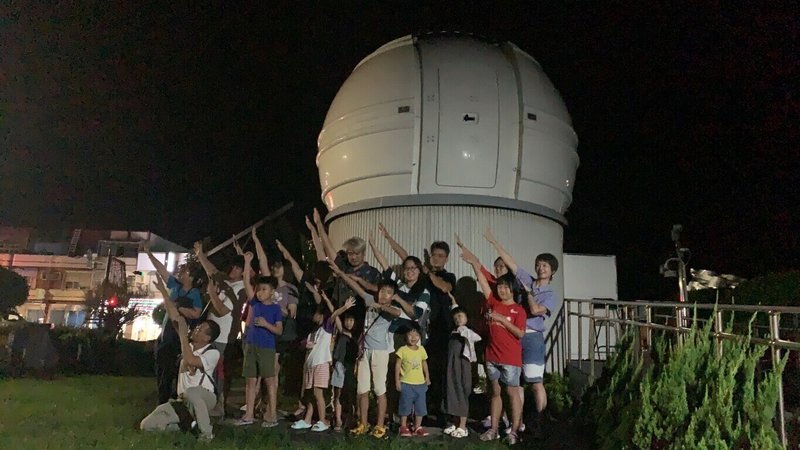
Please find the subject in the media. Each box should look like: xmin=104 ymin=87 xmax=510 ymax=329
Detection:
xmin=442 ymin=303 xmax=482 ymax=439
xmin=458 ymin=237 xmax=527 ymax=445
xmin=329 ymin=264 xmax=402 ymax=439
xmin=330 ymin=308 xmax=358 ymax=432
xmin=395 ymin=327 xmax=431 ymax=437
xmin=237 ymin=252 xmax=283 ymax=427
xmin=291 ymin=296 xmax=355 ymax=432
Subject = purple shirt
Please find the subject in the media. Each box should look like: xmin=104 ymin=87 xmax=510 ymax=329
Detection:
xmin=514 ymin=266 xmax=535 ymax=291
xmin=526 ymin=284 xmax=556 ymax=332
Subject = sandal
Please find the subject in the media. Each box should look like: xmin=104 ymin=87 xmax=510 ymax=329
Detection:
xmin=291 ymin=419 xmax=312 ymax=430
xmin=480 ymin=428 xmax=500 ymax=441
xmin=451 ymin=427 xmax=469 ymax=438
xmin=311 ymin=421 xmax=330 ymax=432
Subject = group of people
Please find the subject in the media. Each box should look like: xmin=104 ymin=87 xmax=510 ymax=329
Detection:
xmin=139 ymin=208 xmax=559 ymax=445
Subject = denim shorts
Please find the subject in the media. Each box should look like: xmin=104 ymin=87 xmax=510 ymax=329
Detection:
xmin=398 ymin=382 xmax=428 ymax=417
xmin=522 ymin=330 xmax=546 ymax=383
xmin=485 ymin=361 xmax=522 ymax=387
xmin=331 ymin=361 xmax=346 ymax=388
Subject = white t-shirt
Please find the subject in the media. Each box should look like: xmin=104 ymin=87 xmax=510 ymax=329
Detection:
xmin=210 ymin=279 xmax=243 ymax=344
xmin=177 ymin=343 xmax=220 ymax=395
xmin=306 ymin=318 xmax=335 ymax=367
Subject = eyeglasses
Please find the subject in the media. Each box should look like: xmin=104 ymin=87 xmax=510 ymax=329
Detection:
xmin=404 ymin=266 xmax=420 ymax=272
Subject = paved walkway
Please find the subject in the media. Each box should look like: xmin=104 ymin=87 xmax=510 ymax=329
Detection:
xmin=218 ymin=378 xmax=592 ymax=448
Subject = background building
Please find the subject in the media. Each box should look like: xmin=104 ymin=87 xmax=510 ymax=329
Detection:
xmin=0 ymin=227 xmax=187 ymax=341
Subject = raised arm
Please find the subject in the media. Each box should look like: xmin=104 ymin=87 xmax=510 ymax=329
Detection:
xmin=251 ymin=228 xmax=270 ymax=276
xmin=304 ymin=281 xmax=323 ymax=306
xmin=457 ymin=234 xmax=492 ymax=300
xmin=378 ymin=223 xmax=409 ymax=261
xmin=207 ymin=277 xmax=232 ymax=317
xmin=331 ymin=296 xmax=355 ymax=321
xmin=232 ymin=235 xmax=244 ymax=256
xmin=276 ymin=240 xmax=304 ymax=283
xmin=320 ymin=290 xmax=336 ymax=314
xmin=331 ymin=297 xmax=355 ymax=333
xmin=314 ymin=208 xmax=338 ymax=260
xmin=348 ymin=274 xmax=377 ymax=294
xmin=154 ymin=274 xmax=181 ymax=321
xmin=176 ymin=317 xmax=204 ymax=368
xmin=145 ymin=246 xmax=170 ymax=281
xmin=328 ymin=261 xmax=370 ymax=299
xmin=193 ymin=241 xmax=219 ymax=277
xmin=483 ymin=228 xmax=519 ymax=274
xmin=242 ymin=252 xmax=255 ymax=300
xmin=305 ymin=216 xmax=327 ymax=262
xmin=368 ymin=232 xmax=391 ymax=271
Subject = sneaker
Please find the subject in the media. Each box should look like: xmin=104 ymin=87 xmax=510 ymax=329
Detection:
xmin=261 ymin=420 xmax=279 ymax=428
xmin=414 ymin=427 xmax=429 ymax=437
xmin=506 ymin=431 xmax=520 ymax=445
xmin=370 ymin=425 xmax=388 ymax=439
xmin=350 ymin=422 xmax=370 ymax=436
xmin=399 ymin=425 xmax=413 ymax=437
xmin=311 ymin=421 xmax=330 ymax=432
xmin=443 ymin=424 xmax=457 ymax=435
xmin=451 ymin=427 xmax=469 ymax=438
xmin=234 ymin=418 xmax=255 ymax=426
xmin=291 ymin=419 xmax=312 ymax=430
xmin=481 ymin=415 xmax=492 ymax=428
xmin=480 ymin=428 xmax=500 ymax=441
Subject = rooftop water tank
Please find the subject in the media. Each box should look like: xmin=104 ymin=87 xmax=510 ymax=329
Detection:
xmin=317 ymin=33 xmax=579 ymax=292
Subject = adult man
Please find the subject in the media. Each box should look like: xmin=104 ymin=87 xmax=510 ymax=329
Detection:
xmin=194 ymin=241 xmax=248 ymax=416
xmin=141 ymin=275 xmax=222 ymax=442
xmin=314 ymin=208 xmax=381 ymax=322
xmin=146 ymin=247 xmax=204 ymax=405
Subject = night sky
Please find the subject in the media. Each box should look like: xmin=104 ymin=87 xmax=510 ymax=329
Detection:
xmin=2 ymin=3 xmax=797 ymax=299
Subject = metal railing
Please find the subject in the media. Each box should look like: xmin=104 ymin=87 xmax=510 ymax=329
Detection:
xmin=544 ymin=298 xmax=800 ymax=446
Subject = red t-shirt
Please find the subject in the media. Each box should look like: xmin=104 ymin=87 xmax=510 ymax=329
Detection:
xmin=485 ymin=294 xmax=527 ymax=367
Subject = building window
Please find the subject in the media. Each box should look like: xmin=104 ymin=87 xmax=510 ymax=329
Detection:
xmin=26 ymin=309 xmax=44 ymax=323
xmin=49 ymin=309 xmax=66 ymax=325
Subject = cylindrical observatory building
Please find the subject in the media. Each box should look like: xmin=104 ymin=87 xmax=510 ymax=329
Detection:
xmin=317 ymin=33 xmax=579 ymax=298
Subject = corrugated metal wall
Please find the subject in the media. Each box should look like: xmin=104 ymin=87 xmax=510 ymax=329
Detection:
xmin=328 ymin=205 xmax=564 ymax=302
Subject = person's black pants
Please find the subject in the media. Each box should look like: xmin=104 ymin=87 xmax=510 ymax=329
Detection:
xmin=155 ymin=345 xmax=180 ymax=405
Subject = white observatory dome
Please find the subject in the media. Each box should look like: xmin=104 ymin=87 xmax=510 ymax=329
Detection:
xmin=317 ymin=32 xmax=579 ymax=284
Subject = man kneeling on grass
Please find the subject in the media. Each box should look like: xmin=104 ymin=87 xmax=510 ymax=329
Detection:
xmin=141 ymin=275 xmax=222 ymax=442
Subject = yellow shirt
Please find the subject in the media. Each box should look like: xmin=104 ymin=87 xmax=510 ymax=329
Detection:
xmin=395 ymin=345 xmax=428 ymax=385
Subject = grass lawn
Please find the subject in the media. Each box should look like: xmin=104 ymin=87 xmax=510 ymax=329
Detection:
xmin=0 ymin=376 xmax=509 ymax=449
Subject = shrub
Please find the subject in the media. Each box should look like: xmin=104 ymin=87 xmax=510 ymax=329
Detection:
xmin=1 ymin=324 xmax=154 ymax=378
xmin=584 ymin=310 xmax=788 ymax=449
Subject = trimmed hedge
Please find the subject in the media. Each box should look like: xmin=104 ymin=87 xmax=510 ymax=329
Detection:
xmin=1 ymin=323 xmax=154 ymax=378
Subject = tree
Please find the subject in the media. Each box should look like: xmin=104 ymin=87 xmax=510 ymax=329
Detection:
xmin=0 ymin=266 xmax=28 ymax=318
xmin=83 ymin=280 xmax=143 ymax=338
